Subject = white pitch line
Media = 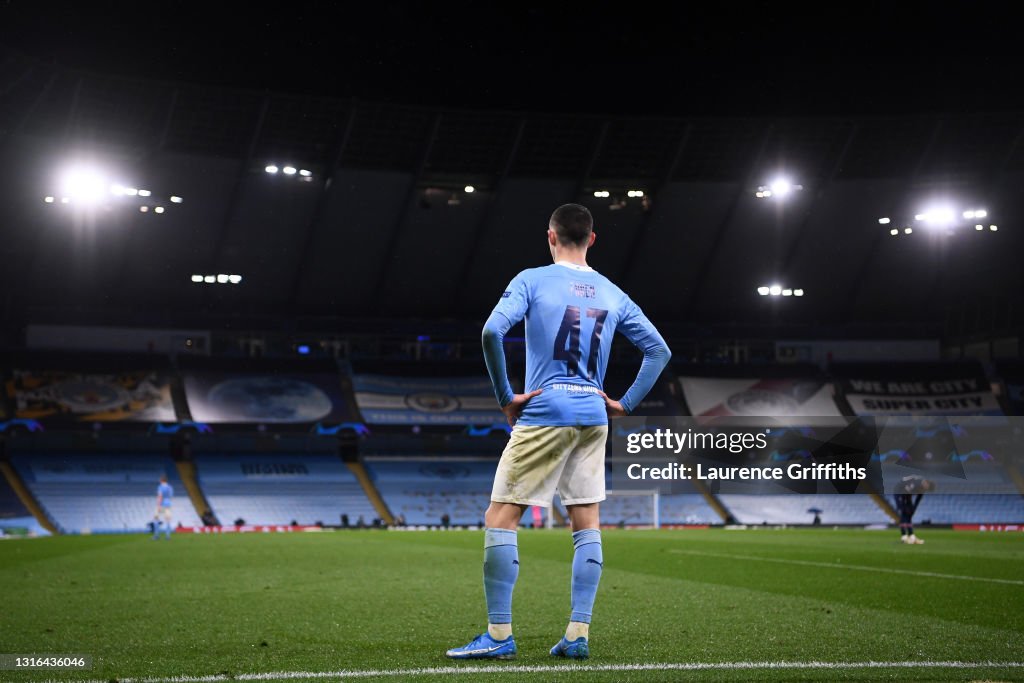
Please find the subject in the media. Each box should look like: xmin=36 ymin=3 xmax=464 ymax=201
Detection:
xmin=42 ymin=661 xmax=1024 ymax=683
xmin=669 ymin=548 xmax=1024 ymax=586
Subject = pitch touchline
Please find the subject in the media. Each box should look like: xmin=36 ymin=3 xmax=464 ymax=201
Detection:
xmin=45 ymin=661 xmax=1024 ymax=682
xmin=668 ymin=549 xmax=1024 ymax=586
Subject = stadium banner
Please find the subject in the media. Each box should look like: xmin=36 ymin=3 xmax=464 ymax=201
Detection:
xmin=837 ymin=376 xmax=1002 ymax=416
xmin=952 ymin=524 xmax=1024 ymax=532
xmin=609 ymin=415 xmax=1020 ymax=495
xmin=7 ymin=370 xmax=176 ymax=422
xmin=182 ymin=372 xmax=351 ymax=423
xmin=352 ymin=374 xmax=505 ymax=425
xmin=679 ymin=377 xmax=842 ymax=417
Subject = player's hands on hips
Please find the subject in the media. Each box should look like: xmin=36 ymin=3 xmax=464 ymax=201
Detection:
xmin=598 ymin=391 xmax=628 ymax=417
xmin=502 ymin=389 xmax=543 ymax=426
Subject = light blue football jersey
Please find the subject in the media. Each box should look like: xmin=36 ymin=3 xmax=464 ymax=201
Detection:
xmin=157 ymin=481 xmax=173 ymax=507
xmin=483 ymin=262 xmax=670 ymax=426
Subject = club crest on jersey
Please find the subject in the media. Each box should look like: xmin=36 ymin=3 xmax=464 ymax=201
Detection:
xmin=570 ymin=281 xmax=596 ymax=298
xmin=501 ymin=291 xmax=511 ymax=298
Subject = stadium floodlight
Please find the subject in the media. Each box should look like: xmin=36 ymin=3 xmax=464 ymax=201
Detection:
xmin=170 ymin=196 xmax=183 ymax=203
xmin=757 ymin=286 xmax=770 ymax=296
xmin=755 ymin=178 xmax=802 ymax=200
xmin=917 ymin=205 xmax=955 ymax=226
xmin=464 ymin=185 xmax=475 ymax=193
xmin=154 ymin=206 xmax=165 ymax=214
xmin=794 ymin=289 xmax=804 ymax=296
xmin=890 ymin=228 xmax=899 ymax=236
xmin=879 ymin=217 xmax=891 ymax=224
xmin=990 ymin=225 xmax=998 ymax=231
xmin=204 ymin=275 xmax=215 ymax=283
xmin=125 ymin=187 xmax=139 ymax=196
xmin=191 ymin=275 xmax=203 ymax=283
xmin=282 ymin=166 xmax=297 ymax=175
xmin=60 ymin=166 xmax=108 ymax=205
xmin=904 ymin=227 xmax=913 ymax=234
xmin=593 ymin=190 xmax=610 ymax=198
xmin=769 ymin=285 xmax=782 ymax=296
xmin=217 ymin=274 xmax=229 ymax=283
xmin=963 ymin=210 xmax=976 ymax=219
xmin=138 ymin=189 xmax=151 ymax=197
xmin=139 ymin=206 xmax=149 ymax=212
xmin=975 ymin=209 xmax=987 ymax=218
xmin=265 ymin=165 xmax=278 ymax=174
xmin=44 ymin=196 xmax=54 ymax=203
xmin=769 ymin=178 xmax=792 ymax=197
xmin=782 ymin=289 xmax=793 ymax=296
xmin=110 ymin=184 xmax=126 ymax=196
xmin=627 ymin=190 xmax=645 ymax=198
xmin=299 ymin=169 xmax=312 ymax=177
xmin=229 ymin=274 xmax=242 ymax=284
xmin=60 ymin=197 xmax=70 ymax=204
xmin=975 ymin=224 xmax=984 ymax=231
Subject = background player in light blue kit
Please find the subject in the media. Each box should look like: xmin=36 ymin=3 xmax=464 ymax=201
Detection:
xmin=154 ymin=474 xmax=173 ymax=540
xmin=447 ymin=203 xmax=671 ymax=660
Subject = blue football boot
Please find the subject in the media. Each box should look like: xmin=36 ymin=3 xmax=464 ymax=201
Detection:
xmin=550 ymin=635 xmax=589 ymax=659
xmin=446 ymin=632 xmax=517 ymax=659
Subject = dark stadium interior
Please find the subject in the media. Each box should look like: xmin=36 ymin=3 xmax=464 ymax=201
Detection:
xmin=1 ymin=5 xmax=1023 ymax=681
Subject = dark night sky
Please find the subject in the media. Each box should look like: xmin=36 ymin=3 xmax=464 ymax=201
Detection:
xmin=0 ymin=0 xmax=1021 ymax=117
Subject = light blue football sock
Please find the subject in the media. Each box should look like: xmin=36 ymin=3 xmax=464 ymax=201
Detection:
xmin=152 ymin=520 xmax=160 ymax=540
xmin=570 ymin=529 xmax=603 ymax=624
xmin=164 ymin=517 xmax=172 ymax=539
xmin=483 ymin=528 xmax=519 ymax=624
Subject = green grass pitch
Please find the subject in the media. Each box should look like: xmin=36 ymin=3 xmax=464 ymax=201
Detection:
xmin=1 ymin=528 xmax=1022 ymax=682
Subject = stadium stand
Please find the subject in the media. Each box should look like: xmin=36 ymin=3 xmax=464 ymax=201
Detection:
xmin=913 ymin=494 xmax=1024 ymax=524
xmin=717 ymin=494 xmax=893 ymax=525
xmin=9 ymin=453 xmax=201 ymax=534
xmin=0 ymin=468 xmax=49 ymax=535
xmin=195 ymin=453 xmax=377 ymax=526
xmin=365 ymin=458 xmax=494 ymax=526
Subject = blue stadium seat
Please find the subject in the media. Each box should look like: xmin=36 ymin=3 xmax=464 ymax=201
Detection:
xmin=11 ymin=454 xmax=201 ymax=534
xmin=195 ymin=454 xmax=376 ymax=526
xmin=365 ymin=458 xmax=495 ymax=526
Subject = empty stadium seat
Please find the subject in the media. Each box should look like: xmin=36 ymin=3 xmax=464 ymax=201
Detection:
xmin=366 ymin=458 xmax=495 ymax=526
xmin=11 ymin=454 xmax=201 ymax=534
xmin=195 ymin=454 xmax=376 ymax=526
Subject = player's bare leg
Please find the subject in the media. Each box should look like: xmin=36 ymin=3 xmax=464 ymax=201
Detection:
xmin=485 ymin=501 xmax=527 ymax=530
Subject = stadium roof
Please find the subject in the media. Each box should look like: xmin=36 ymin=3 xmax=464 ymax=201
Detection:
xmin=2 ymin=3 xmax=1023 ymax=117
xmin=0 ymin=4 xmax=1021 ymax=340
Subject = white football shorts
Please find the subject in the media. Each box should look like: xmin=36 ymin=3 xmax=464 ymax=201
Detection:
xmin=491 ymin=424 xmax=608 ymax=507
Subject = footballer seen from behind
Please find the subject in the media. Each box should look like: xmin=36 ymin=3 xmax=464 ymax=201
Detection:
xmin=154 ymin=474 xmax=173 ymax=540
xmin=447 ymin=203 xmax=671 ymax=661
